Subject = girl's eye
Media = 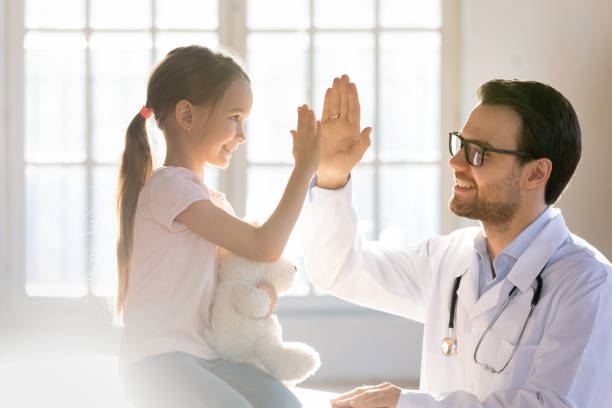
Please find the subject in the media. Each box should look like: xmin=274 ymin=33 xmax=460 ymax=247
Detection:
xmin=230 ymin=115 xmax=239 ymax=121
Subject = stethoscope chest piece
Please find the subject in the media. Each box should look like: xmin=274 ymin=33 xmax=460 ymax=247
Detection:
xmin=441 ymin=336 xmax=457 ymax=356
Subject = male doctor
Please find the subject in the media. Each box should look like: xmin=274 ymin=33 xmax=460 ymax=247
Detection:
xmin=302 ymin=76 xmax=612 ymax=407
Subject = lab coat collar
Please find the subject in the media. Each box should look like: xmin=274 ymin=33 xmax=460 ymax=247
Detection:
xmin=507 ymin=208 xmax=569 ymax=292
xmin=459 ymin=208 xmax=569 ymax=319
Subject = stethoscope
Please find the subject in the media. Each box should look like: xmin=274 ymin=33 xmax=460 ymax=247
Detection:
xmin=441 ymin=264 xmax=546 ymax=374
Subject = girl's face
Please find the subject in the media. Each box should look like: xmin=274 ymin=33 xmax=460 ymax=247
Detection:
xmin=192 ymin=78 xmax=253 ymax=168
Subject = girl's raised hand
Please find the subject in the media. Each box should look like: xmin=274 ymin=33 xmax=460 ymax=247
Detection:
xmin=290 ymin=104 xmax=322 ymax=176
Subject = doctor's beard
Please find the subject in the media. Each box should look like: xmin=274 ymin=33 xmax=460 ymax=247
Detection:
xmin=448 ymin=167 xmax=522 ymax=226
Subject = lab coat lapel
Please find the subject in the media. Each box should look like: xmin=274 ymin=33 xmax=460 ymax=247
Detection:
xmin=507 ymin=211 xmax=570 ymax=291
xmin=469 ymin=279 xmax=512 ymax=318
xmin=468 ymin=211 xmax=569 ymax=319
xmin=455 ymin=253 xmax=479 ymax=316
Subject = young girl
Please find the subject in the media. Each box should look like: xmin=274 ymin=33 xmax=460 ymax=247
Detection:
xmin=116 ymin=45 xmax=320 ymax=408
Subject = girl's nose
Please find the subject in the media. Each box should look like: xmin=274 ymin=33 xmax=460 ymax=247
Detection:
xmin=235 ymin=127 xmax=246 ymax=143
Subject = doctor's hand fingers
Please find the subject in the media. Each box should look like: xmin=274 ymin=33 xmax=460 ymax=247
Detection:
xmin=332 ymin=384 xmax=401 ymax=408
xmin=347 ymin=82 xmax=361 ymax=125
xmin=330 ymin=383 xmax=390 ymax=404
xmin=325 ymin=77 xmax=342 ymax=120
xmin=322 ymin=88 xmax=334 ymax=121
xmin=339 ymin=75 xmax=352 ymax=119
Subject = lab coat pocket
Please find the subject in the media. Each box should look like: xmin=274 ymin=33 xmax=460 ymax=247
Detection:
xmin=489 ymin=330 xmax=538 ymax=388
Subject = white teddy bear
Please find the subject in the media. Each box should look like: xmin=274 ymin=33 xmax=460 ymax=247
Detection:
xmin=204 ymin=248 xmax=321 ymax=385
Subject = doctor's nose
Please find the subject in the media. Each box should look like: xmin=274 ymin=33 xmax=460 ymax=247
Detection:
xmin=449 ymin=148 xmax=469 ymax=171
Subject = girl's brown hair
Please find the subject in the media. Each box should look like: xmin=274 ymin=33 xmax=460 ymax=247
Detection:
xmin=115 ymin=45 xmax=249 ymax=316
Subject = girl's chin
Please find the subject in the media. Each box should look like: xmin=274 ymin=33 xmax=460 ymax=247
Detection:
xmin=208 ymin=158 xmax=230 ymax=169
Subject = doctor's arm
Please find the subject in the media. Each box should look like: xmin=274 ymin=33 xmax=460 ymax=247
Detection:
xmin=303 ymin=75 xmax=465 ymax=319
xmin=332 ymin=271 xmax=612 ymax=408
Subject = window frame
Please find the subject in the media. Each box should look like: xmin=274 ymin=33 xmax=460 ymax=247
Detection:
xmin=1 ymin=0 xmax=461 ymax=326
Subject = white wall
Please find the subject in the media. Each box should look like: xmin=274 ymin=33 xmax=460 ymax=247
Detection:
xmin=460 ymin=0 xmax=612 ymax=258
xmin=0 ymin=0 xmax=7 ymax=321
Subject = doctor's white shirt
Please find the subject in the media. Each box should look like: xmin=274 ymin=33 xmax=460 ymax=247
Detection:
xmin=302 ymin=177 xmax=612 ymax=408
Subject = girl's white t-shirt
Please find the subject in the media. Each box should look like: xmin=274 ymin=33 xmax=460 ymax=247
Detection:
xmin=119 ymin=166 xmax=233 ymax=370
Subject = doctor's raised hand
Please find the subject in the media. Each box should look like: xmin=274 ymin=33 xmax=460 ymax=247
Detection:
xmin=316 ymin=74 xmax=372 ymax=189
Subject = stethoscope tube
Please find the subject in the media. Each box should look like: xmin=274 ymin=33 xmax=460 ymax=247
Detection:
xmin=442 ymin=265 xmax=547 ymax=373
xmin=441 ymin=276 xmax=463 ymax=356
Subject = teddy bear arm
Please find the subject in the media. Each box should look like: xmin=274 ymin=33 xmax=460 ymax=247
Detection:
xmin=230 ymin=283 xmax=271 ymax=319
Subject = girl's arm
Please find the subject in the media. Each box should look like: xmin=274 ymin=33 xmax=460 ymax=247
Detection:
xmin=176 ymin=105 xmax=321 ymax=262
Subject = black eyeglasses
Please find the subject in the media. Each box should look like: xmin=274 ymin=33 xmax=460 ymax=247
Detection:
xmin=449 ymin=131 xmax=532 ymax=167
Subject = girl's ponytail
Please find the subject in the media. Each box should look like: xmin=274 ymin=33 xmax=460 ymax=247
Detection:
xmin=115 ymin=111 xmax=153 ymax=316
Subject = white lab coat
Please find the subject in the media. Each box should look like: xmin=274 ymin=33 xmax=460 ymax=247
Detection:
xmin=302 ymin=179 xmax=612 ymax=408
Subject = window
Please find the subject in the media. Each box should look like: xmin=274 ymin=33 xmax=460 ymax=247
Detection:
xmin=20 ymin=0 xmax=219 ymax=298
xmin=244 ymin=0 xmax=443 ymax=295
xmin=4 ymin=0 xmax=452 ymax=315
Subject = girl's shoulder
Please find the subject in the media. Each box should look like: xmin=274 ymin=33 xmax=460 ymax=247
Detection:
xmin=148 ymin=166 xmax=210 ymax=193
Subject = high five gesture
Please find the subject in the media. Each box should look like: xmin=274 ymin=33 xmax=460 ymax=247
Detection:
xmin=317 ymin=74 xmax=372 ymax=189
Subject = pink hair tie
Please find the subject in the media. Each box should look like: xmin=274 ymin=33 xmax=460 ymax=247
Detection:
xmin=140 ymin=105 xmax=152 ymax=119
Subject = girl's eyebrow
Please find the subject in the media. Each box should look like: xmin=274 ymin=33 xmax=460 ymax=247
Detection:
xmin=225 ymin=107 xmax=247 ymax=112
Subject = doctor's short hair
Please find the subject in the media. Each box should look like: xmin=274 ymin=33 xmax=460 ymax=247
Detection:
xmin=477 ymin=79 xmax=581 ymax=205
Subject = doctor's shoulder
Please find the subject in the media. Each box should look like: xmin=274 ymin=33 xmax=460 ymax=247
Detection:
xmin=556 ymin=232 xmax=612 ymax=277
xmin=544 ymin=233 xmax=612 ymax=307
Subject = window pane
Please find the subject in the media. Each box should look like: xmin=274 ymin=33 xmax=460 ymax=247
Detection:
xmin=313 ymin=32 xmax=375 ymax=162
xmin=247 ymin=33 xmax=308 ymax=163
xmin=91 ymin=166 xmax=119 ymax=296
xmin=90 ymin=0 xmax=151 ymax=29
xmin=314 ymin=0 xmax=374 ymax=28
xmin=91 ymin=33 xmax=152 ymax=163
xmin=380 ymin=0 xmax=441 ymax=28
xmin=155 ymin=32 xmax=219 ymax=62
xmin=25 ymin=0 xmax=85 ymax=29
xmin=25 ymin=32 xmax=87 ymax=163
xmin=155 ymin=0 xmax=217 ymax=29
xmin=26 ymin=165 xmax=87 ymax=297
xmin=379 ymin=32 xmax=440 ymax=162
xmin=246 ymin=166 xmax=310 ymax=296
xmin=248 ymin=0 xmax=309 ymax=29
xmin=379 ymin=165 xmax=439 ymax=243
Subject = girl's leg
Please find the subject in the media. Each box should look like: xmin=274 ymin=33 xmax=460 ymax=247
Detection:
xmin=205 ymin=358 xmax=302 ymax=408
xmin=121 ymin=352 xmax=253 ymax=408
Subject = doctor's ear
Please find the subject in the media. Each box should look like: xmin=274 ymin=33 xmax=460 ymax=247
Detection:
xmin=175 ymin=100 xmax=193 ymax=133
xmin=523 ymin=157 xmax=552 ymax=190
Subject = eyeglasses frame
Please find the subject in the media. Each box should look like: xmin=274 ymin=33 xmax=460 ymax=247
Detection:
xmin=448 ymin=131 xmax=532 ymax=167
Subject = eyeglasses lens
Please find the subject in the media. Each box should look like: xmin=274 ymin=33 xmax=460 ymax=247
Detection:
xmin=451 ymin=134 xmax=462 ymax=155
